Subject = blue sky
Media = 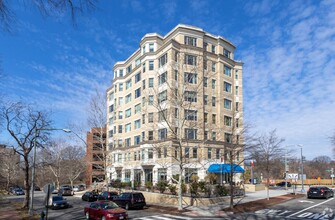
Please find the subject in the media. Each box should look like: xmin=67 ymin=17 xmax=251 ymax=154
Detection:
xmin=1 ymin=0 xmax=334 ymax=160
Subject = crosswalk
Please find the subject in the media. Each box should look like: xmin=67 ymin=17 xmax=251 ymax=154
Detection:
xmin=132 ymin=214 xmax=194 ymax=220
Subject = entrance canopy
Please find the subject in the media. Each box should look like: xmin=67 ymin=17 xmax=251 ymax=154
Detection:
xmin=208 ymin=163 xmax=244 ymax=173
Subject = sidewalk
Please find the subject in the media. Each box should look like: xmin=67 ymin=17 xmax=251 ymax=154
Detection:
xmin=0 ymin=197 xmax=22 ymax=220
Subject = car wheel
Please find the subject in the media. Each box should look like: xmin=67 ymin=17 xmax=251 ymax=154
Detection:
xmin=101 ymin=216 xmax=106 ymax=220
xmin=85 ymin=212 xmax=89 ymax=220
xmin=125 ymin=203 xmax=130 ymax=210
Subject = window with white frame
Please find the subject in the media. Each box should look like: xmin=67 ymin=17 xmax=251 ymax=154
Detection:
xmin=149 ymin=78 xmax=154 ymax=88
xmin=135 ymin=72 xmax=141 ymax=83
xmin=212 ymin=96 xmax=216 ymax=107
xmin=224 ymin=65 xmax=232 ymax=77
xmin=148 ymin=130 xmax=153 ymax=140
xmin=159 ymin=53 xmax=167 ymax=67
xmin=158 ymin=109 xmax=167 ymax=122
xmin=235 ymin=86 xmax=239 ymax=95
xmin=185 ymin=54 xmax=197 ymax=65
xmin=134 ymin=103 xmax=141 ymax=114
xmin=119 ymin=69 xmax=124 ymax=77
xmin=118 ymin=125 xmax=122 ymax=134
xmin=158 ymin=128 xmax=167 ymax=140
xmin=134 ymin=135 xmax=140 ymax=145
xmin=224 ymin=49 xmax=231 ymax=58
xmin=149 ymin=60 xmax=154 ymax=70
xmin=148 ymin=113 xmax=153 ymax=123
xmin=212 ymin=79 xmax=216 ymax=89
xmin=134 ymin=88 xmax=141 ymax=98
xmin=184 ymin=128 xmax=197 ymax=140
xmin=148 ymin=95 xmax=154 ymax=105
xmin=127 ymin=65 xmax=132 ymax=74
xmin=125 ymin=108 xmax=131 ymax=118
xmin=225 ymin=133 xmax=232 ymax=143
xmin=204 ymin=95 xmax=208 ymax=105
xmin=184 ymin=72 xmax=197 ymax=84
xmin=125 ymin=93 xmax=131 ymax=103
xmin=212 ymin=62 xmax=216 ymax=72
xmin=224 ymin=81 xmax=232 ymax=93
xmin=135 ymin=58 xmax=141 ymax=67
xmin=212 ymin=45 xmax=216 ymax=53
xmin=118 ymin=111 xmax=123 ymax=119
xmin=184 ymin=91 xmax=197 ymax=102
xmin=125 ymin=123 xmax=131 ymax=133
xmin=119 ymin=83 xmax=123 ymax=91
xmin=204 ymin=77 xmax=208 ymax=87
xmin=125 ymin=138 xmax=131 ymax=147
xmin=224 ymin=99 xmax=232 ymax=110
xmin=159 ymin=71 xmax=167 ymax=85
xmin=212 ymin=114 xmax=216 ymax=124
xmin=184 ymin=36 xmax=197 ymax=46
xmin=224 ymin=115 xmax=232 ymax=126
xmin=184 ymin=110 xmax=197 ymax=121
xmin=118 ymin=97 xmax=123 ymax=105
xmin=149 ymin=43 xmax=154 ymax=52
xmin=212 ymin=131 xmax=216 ymax=141
xmin=158 ymin=90 xmax=167 ymax=103
xmin=126 ymin=79 xmax=132 ymax=90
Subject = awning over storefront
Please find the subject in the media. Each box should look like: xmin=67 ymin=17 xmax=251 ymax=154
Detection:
xmin=208 ymin=164 xmax=244 ymax=173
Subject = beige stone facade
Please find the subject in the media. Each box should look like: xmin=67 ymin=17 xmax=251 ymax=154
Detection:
xmin=106 ymin=24 xmax=243 ymax=186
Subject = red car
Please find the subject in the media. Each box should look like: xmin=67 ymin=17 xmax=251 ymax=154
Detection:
xmin=84 ymin=200 xmax=128 ymax=220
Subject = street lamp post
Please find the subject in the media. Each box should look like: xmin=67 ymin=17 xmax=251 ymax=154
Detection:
xmin=298 ymin=144 xmax=305 ymax=193
xmin=29 ymin=128 xmax=70 ymax=216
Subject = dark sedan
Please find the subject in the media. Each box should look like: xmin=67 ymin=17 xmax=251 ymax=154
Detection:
xmin=98 ymin=191 xmax=119 ymax=201
xmin=276 ymin=181 xmax=292 ymax=187
xmin=49 ymin=196 xmax=69 ymax=209
xmin=82 ymin=191 xmax=99 ymax=202
xmin=307 ymin=186 xmax=334 ymax=199
xmin=84 ymin=200 xmax=128 ymax=220
xmin=13 ymin=188 xmax=25 ymax=195
xmin=112 ymin=192 xmax=146 ymax=210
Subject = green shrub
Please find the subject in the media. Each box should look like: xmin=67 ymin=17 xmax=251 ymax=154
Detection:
xmin=189 ymin=182 xmax=199 ymax=196
xmin=181 ymin=183 xmax=187 ymax=194
xmin=145 ymin=181 xmax=153 ymax=190
xmin=156 ymin=181 xmax=168 ymax=193
xmin=215 ymin=185 xmax=228 ymax=196
xmin=198 ymin=181 xmax=206 ymax=192
xmin=168 ymin=184 xmax=177 ymax=195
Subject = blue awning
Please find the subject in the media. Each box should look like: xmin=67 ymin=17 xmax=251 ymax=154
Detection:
xmin=208 ymin=164 xmax=244 ymax=173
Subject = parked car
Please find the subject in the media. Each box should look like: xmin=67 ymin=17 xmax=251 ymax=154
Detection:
xmin=13 ymin=188 xmax=25 ymax=195
xmin=112 ymin=192 xmax=146 ymax=210
xmin=60 ymin=187 xmax=74 ymax=196
xmin=73 ymin=184 xmax=86 ymax=192
xmin=48 ymin=196 xmax=70 ymax=209
xmin=82 ymin=191 xmax=99 ymax=202
xmin=276 ymin=181 xmax=292 ymax=187
xmin=84 ymin=200 xmax=128 ymax=220
xmin=98 ymin=191 xmax=119 ymax=201
xmin=307 ymin=186 xmax=334 ymax=199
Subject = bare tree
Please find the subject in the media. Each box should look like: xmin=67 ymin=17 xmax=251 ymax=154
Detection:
xmin=62 ymin=145 xmax=86 ymax=187
xmin=0 ymin=145 xmax=20 ymax=191
xmin=0 ymin=101 xmax=52 ymax=208
xmin=0 ymin=0 xmax=97 ymax=32
xmin=87 ymin=88 xmax=108 ymax=187
xmin=249 ymin=129 xmax=285 ymax=200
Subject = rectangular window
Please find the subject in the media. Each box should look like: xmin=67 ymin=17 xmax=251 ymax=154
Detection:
xmin=236 ymin=118 xmax=239 ymax=128
xmin=212 ymin=97 xmax=216 ymax=107
xmin=125 ymin=108 xmax=131 ymax=118
xmin=212 ymin=114 xmax=216 ymax=124
xmin=135 ymin=58 xmax=141 ymax=67
xmin=216 ymin=149 xmax=220 ymax=159
xmin=224 ymin=81 xmax=232 ymax=93
xmin=204 ymin=113 xmax=208 ymax=123
xmin=148 ymin=131 xmax=153 ymax=140
xmin=158 ymin=128 xmax=167 ymax=140
xmin=235 ymin=70 xmax=238 ymax=79
xmin=224 ymin=49 xmax=231 ymax=58
xmin=134 ymin=135 xmax=141 ymax=145
xmin=134 ymin=119 xmax=141 ymax=129
xmin=184 ymin=128 xmax=197 ymax=140
xmin=224 ymin=116 xmax=232 ymax=126
xmin=142 ymin=80 xmax=146 ymax=90
xmin=185 ymin=147 xmax=190 ymax=158
xmin=126 ymin=93 xmax=131 ymax=104
xmin=118 ymin=111 xmax=123 ymax=119
xmin=126 ymin=79 xmax=132 ymax=90
xmin=174 ymin=70 xmax=178 ymax=80
xmin=212 ymin=131 xmax=216 ymax=141
xmin=158 ymin=90 xmax=167 ymax=103
xmin=159 ymin=53 xmax=167 ymax=67
xmin=204 ymin=77 xmax=208 ymax=88
xmin=158 ymin=109 xmax=167 ymax=122
xmin=135 ymin=72 xmax=141 ymax=83
xmin=184 ymin=91 xmax=197 ymax=102
xmin=208 ymin=148 xmax=212 ymax=159
xmin=159 ymin=71 xmax=167 ymax=85
xmin=125 ymin=138 xmax=131 ymax=147
xmin=193 ymin=148 xmax=197 ymax=158
xmin=135 ymin=88 xmax=141 ymax=98
xmin=109 ymin=105 xmax=114 ymax=113
xmin=142 ymin=114 xmax=145 ymax=124
xmin=212 ymin=62 xmax=216 ymax=72
xmin=149 ymin=60 xmax=154 ymax=70
xmin=212 ymin=79 xmax=216 ymax=89
xmin=148 ymin=113 xmax=154 ymax=123
xmin=118 ymin=125 xmax=122 ymax=133
xmin=211 ymin=45 xmax=216 ymax=53
xmin=184 ymin=36 xmax=197 ymax=46
xmin=127 ymin=65 xmax=132 ymax=73
xmin=185 ymin=54 xmax=197 ymax=65
xmin=236 ymin=102 xmax=239 ymax=111
xmin=148 ymin=95 xmax=154 ymax=105
xmin=125 ymin=123 xmax=131 ymax=133
xmin=148 ymin=149 xmax=153 ymax=159
xmin=119 ymin=83 xmax=123 ymax=91
xmin=119 ymin=69 xmax=124 ymax=77
xmin=149 ymin=43 xmax=154 ymax=52
xmin=184 ymin=72 xmax=197 ymax=84
xmin=164 ymin=147 xmax=167 ymax=158
xmin=142 ymin=62 xmax=146 ymax=72
xmin=224 ymin=99 xmax=232 ymax=110
xmin=204 ymin=131 xmax=208 ymax=140
xmin=149 ymin=78 xmax=154 ymax=88
xmin=135 ymin=103 xmax=141 ymax=114
xmin=184 ymin=110 xmax=197 ymax=121
xmin=118 ymin=97 xmax=123 ymax=106
xmin=142 ymin=131 xmax=145 ymax=140
xmin=225 ymin=133 xmax=232 ymax=143
xmin=224 ymin=65 xmax=232 ymax=77
xmin=235 ymin=86 xmax=239 ymax=95
xmin=204 ymin=95 xmax=208 ymax=105
xmin=142 ymin=97 xmax=145 ymax=107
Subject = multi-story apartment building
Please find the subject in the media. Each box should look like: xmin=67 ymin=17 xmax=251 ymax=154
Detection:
xmin=106 ymin=24 xmax=243 ymax=186
xmin=86 ymin=127 xmax=107 ymax=187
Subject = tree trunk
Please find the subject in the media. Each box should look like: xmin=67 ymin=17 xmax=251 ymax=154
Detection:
xmin=23 ymin=155 xmax=30 ymax=209
xmin=266 ymin=177 xmax=270 ymax=200
xmin=177 ymin=172 xmax=183 ymax=210
xmin=229 ymin=171 xmax=234 ymax=208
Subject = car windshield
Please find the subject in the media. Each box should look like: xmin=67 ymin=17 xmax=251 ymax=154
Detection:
xmin=53 ymin=196 xmax=63 ymax=201
xmin=101 ymin=202 xmax=119 ymax=210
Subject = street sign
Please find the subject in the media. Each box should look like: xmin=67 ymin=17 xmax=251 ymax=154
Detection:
xmin=331 ymin=174 xmax=335 ymax=178
xmin=286 ymin=173 xmax=298 ymax=179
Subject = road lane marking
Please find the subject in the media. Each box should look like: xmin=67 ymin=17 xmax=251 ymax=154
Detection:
xmin=287 ymin=198 xmax=334 ymax=217
xmin=298 ymin=200 xmax=314 ymax=203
